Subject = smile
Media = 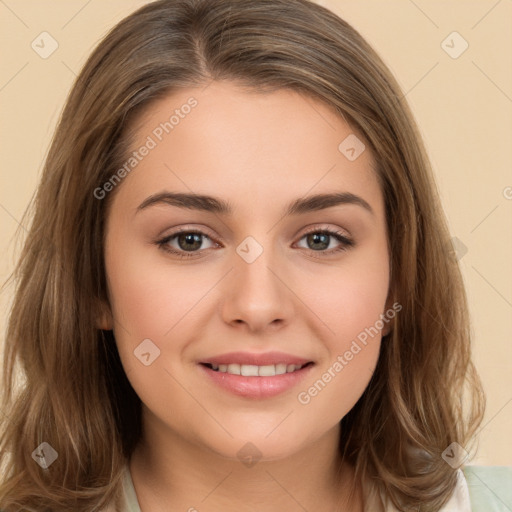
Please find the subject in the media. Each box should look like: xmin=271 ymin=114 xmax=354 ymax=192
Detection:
xmin=198 ymin=352 xmax=315 ymax=399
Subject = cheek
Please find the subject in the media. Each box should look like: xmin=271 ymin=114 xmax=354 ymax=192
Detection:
xmin=104 ymin=244 xmax=217 ymax=391
xmin=299 ymin=243 xmax=390 ymax=344
xmin=324 ymin=270 xmax=389 ymax=344
xmin=104 ymin=250 xmax=205 ymax=421
xmin=105 ymin=244 xmax=211 ymax=338
xmin=292 ymin=244 xmax=388 ymax=414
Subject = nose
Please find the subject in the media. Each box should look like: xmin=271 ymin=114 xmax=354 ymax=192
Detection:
xmin=220 ymin=244 xmax=295 ymax=333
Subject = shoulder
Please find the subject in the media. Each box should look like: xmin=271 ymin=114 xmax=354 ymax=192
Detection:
xmin=364 ymin=466 xmax=511 ymax=512
xmin=463 ymin=465 xmax=512 ymax=511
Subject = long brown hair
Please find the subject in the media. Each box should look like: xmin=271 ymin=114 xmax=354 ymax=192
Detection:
xmin=0 ymin=0 xmax=485 ymax=510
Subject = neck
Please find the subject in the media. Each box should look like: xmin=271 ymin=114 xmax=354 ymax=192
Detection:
xmin=129 ymin=409 xmax=362 ymax=512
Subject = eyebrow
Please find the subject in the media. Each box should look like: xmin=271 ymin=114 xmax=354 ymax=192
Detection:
xmin=136 ymin=191 xmax=374 ymax=217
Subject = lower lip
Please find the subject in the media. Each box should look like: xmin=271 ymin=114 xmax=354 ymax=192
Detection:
xmin=198 ymin=363 xmax=314 ymax=399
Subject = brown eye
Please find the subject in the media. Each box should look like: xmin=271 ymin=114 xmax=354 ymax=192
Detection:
xmin=157 ymin=229 xmax=217 ymax=258
xmin=176 ymin=233 xmax=205 ymax=251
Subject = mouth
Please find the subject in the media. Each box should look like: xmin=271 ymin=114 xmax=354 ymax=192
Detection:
xmin=197 ymin=352 xmax=315 ymax=399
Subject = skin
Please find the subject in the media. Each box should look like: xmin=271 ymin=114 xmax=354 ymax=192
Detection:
xmin=101 ymin=81 xmax=391 ymax=511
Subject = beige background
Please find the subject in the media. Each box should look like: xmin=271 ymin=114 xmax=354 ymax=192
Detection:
xmin=0 ymin=1 xmax=510 ymax=466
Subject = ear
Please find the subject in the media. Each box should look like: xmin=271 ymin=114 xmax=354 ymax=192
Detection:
xmin=96 ymin=300 xmax=114 ymax=331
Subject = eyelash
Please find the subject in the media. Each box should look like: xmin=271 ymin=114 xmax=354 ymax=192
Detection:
xmin=156 ymin=226 xmax=355 ymax=260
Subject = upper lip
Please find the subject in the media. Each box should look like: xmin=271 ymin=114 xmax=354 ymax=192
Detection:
xmin=200 ymin=351 xmax=313 ymax=367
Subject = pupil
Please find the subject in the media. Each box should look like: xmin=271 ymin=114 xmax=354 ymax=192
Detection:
xmin=179 ymin=233 xmax=202 ymax=251
xmin=309 ymin=233 xmax=328 ymax=250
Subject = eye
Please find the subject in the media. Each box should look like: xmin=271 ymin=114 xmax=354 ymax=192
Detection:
xmin=156 ymin=229 xmax=217 ymax=259
xmin=295 ymin=227 xmax=354 ymax=257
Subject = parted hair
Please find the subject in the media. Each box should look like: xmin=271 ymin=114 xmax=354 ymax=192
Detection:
xmin=0 ymin=0 xmax=485 ymax=510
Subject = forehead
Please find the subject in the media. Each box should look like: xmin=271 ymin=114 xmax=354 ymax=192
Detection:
xmin=109 ymin=81 xmax=383 ymax=219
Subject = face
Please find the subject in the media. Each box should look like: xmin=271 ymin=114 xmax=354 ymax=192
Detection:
xmin=102 ymin=81 xmax=391 ymax=461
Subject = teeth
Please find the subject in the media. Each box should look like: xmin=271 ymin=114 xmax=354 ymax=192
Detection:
xmin=258 ymin=365 xmax=276 ymax=377
xmin=275 ymin=363 xmax=287 ymax=375
xmin=211 ymin=363 xmax=305 ymax=376
xmin=227 ymin=363 xmax=241 ymax=375
xmin=241 ymin=364 xmax=259 ymax=376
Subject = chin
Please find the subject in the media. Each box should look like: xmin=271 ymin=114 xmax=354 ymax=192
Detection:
xmin=191 ymin=417 xmax=329 ymax=464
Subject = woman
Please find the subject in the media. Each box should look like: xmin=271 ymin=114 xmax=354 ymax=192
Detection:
xmin=1 ymin=0 xmax=501 ymax=510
